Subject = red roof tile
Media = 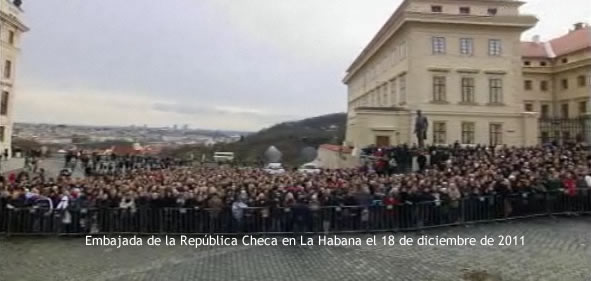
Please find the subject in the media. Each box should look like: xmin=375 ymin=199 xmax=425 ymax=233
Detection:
xmin=111 ymin=146 xmax=142 ymax=156
xmin=549 ymin=26 xmax=591 ymax=56
xmin=319 ymin=144 xmax=352 ymax=154
xmin=521 ymin=25 xmax=591 ymax=58
xmin=521 ymin=41 xmax=548 ymax=58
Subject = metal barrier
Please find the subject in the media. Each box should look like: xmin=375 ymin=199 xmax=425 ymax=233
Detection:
xmin=1 ymin=189 xmax=590 ymax=236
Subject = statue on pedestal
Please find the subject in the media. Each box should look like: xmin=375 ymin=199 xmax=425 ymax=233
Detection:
xmin=414 ymin=110 xmax=428 ymax=148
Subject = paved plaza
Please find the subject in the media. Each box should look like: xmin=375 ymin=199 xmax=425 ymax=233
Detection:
xmin=1 ymin=217 xmax=590 ymax=281
xmin=1 ymin=157 xmax=85 ymax=178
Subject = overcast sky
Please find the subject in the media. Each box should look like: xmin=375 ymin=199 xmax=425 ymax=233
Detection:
xmin=14 ymin=0 xmax=591 ymax=131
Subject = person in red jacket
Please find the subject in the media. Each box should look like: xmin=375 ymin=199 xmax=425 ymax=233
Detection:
xmin=8 ymin=172 xmax=16 ymax=184
xmin=383 ymin=189 xmax=401 ymax=229
xmin=562 ymin=172 xmax=577 ymax=197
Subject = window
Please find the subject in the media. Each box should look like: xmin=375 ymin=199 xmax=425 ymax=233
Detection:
xmin=488 ymin=39 xmax=502 ymax=56
xmin=561 ymin=58 xmax=568 ymax=64
xmin=461 ymin=77 xmax=475 ymax=103
xmin=0 ymin=91 xmax=8 ymax=116
xmin=577 ymin=75 xmax=586 ymax=87
xmin=433 ymin=76 xmax=446 ymax=102
xmin=389 ymin=79 xmax=397 ymax=106
xmin=431 ymin=5 xmax=442 ymax=13
xmin=399 ymin=75 xmax=406 ymax=104
xmin=487 ymin=8 xmax=498 ymax=15
xmin=540 ymin=80 xmax=548 ymax=91
xmin=3 ymin=60 xmax=11 ymax=79
xmin=561 ymin=79 xmax=569 ymax=90
xmin=524 ymin=80 xmax=532 ymax=90
xmin=376 ymin=88 xmax=382 ymax=106
xmin=489 ymin=78 xmax=503 ymax=104
xmin=524 ymin=61 xmax=531 ymax=66
xmin=489 ymin=123 xmax=503 ymax=146
xmin=541 ymin=104 xmax=550 ymax=118
xmin=459 ymin=38 xmax=473 ymax=55
xmin=561 ymin=103 xmax=569 ymax=118
xmin=540 ymin=61 xmax=547 ymax=66
xmin=459 ymin=7 xmax=470 ymax=14
xmin=433 ymin=122 xmax=447 ymax=144
xmin=0 ymin=126 xmax=4 ymax=142
xmin=524 ymin=103 xmax=533 ymax=112
xmin=461 ymin=122 xmax=475 ymax=144
xmin=432 ymin=37 xmax=446 ymax=54
xmin=8 ymin=31 xmax=15 ymax=45
xmin=579 ymin=101 xmax=587 ymax=115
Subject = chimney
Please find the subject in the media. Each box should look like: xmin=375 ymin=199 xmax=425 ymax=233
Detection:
xmin=532 ymin=35 xmax=541 ymax=43
xmin=573 ymin=22 xmax=585 ymax=30
xmin=13 ymin=0 xmax=22 ymax=8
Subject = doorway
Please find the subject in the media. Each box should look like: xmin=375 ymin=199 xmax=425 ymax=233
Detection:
xmin=375 ymin=135 xmax=391 ymax=147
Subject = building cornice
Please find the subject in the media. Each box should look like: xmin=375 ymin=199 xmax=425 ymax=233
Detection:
xmin=355 ymin=106 xmax=410 ymax=112
xmin=413 ymin=0 xmax=525 ymax=5
xmin=0 ymin=10 xmax=29 ymax=32
xmin=0 ymin=81 xmax=13 ymax=87
xmin=552 ymin=58 xmax=591 ymax=73
xmin=343 ymin=0 xmax=411 ymax=82
xmin=483 ymin=70 xmax=507 ymax=75
xmin=456 ymin=68 xmax=480 ymax=74
xmin=522 ymin=67 xmax=554 ymax=74
xmin=420 ymin=111 xmax=527 ymax=117
xmin=428 ymin=67 xmax=452 ymax=72
xmin=344 ymin=11 xmax=537 ymax=83
xmin=356 ymin=110 xmax=410 ymax=117
xmin=522 ymin=57 xmax=591 ymax=74
xmin=370 ymin=126 xmax=398 ymax=132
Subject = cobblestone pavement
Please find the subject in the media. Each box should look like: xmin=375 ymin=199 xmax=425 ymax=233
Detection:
xmin=1 ymin=217 xmax=590 ymax=281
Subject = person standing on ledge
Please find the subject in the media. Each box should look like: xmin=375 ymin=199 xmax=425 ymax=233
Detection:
xmin=415 ymin=110 xmax=429 ymax=148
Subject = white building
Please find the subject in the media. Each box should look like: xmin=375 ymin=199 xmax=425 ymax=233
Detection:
xmin=344 ymin=0 xmax=539 ymax=148
xmin=1 ymin=0 xmax=28 ymax=158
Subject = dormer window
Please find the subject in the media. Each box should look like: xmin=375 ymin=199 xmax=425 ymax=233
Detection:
xmin=459 ymin=7 xmax=470 ymax=14
xmin=431 ymin=5 xmax=442 ymax=13
xmin=487 ymin=8 xmax=498 ymax=15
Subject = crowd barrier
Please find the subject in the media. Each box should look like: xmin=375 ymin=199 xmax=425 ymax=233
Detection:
xmin=1 ymin=189 xmax=589 ymax=236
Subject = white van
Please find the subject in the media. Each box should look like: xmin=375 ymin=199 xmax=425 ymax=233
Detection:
xmin=213 ymin=152 xmax=235 ymax=162
xmin=264 ymin=163 xmax=285 ymax=175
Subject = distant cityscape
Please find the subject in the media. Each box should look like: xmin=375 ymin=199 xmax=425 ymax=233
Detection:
xmin=14 ymin=122 xmax=251 ymax=147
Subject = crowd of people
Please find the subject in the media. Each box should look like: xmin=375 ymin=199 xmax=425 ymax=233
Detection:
xmin=61 ymin=152 xmax=189 ymax=176
xmin=1 ymin=143 xmax=590 ymax=233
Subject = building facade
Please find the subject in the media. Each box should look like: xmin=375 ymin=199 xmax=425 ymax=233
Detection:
xmin=0 ymin=0 xmax=28 ymax=158
xmin=521 ymin=23 xmax=591 ymax=143
xmin=344 ymin=0 xmax=543 ymax=148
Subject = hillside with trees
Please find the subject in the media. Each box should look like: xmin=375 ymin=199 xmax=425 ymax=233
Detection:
xmin=163 ymin=113 xmax=347 ymax=166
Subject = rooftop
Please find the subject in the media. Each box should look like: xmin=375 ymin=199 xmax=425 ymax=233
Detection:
xmin=521 ymin=23 xmax=591 ymax=58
